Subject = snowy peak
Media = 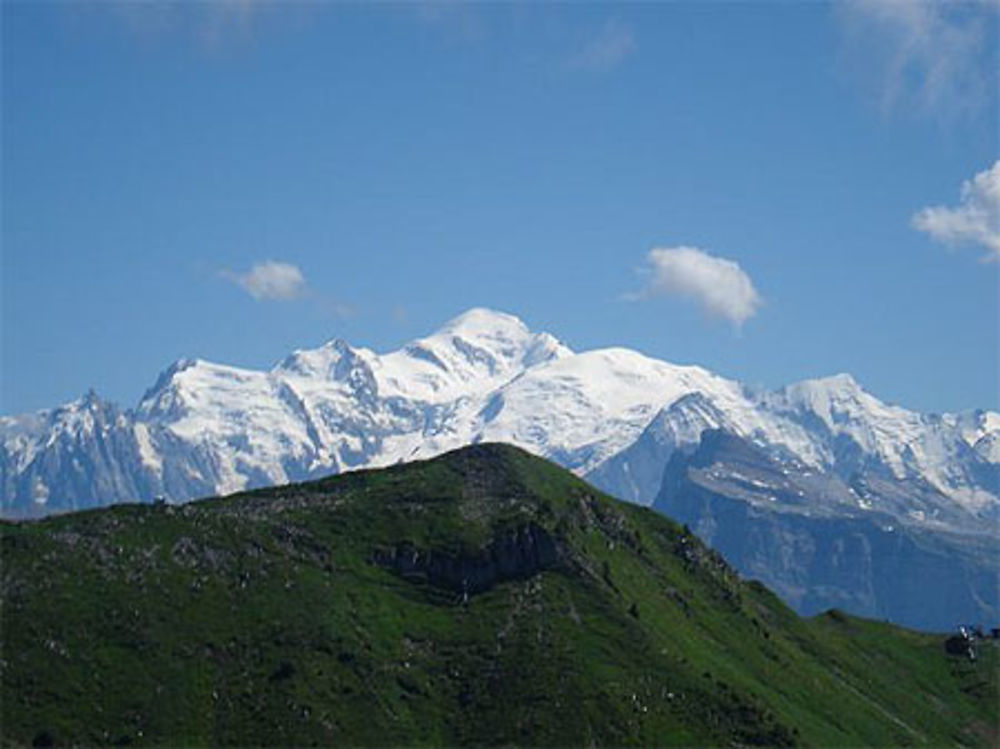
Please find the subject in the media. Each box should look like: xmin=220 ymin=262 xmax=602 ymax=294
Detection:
xmin=663 ymin=391 xmax=729 ymax=423
xmin=770 ymin=373 xmax=927 ymax=439
xmin=274 ymin=339 xmax=354 ymax=380
xmin=269 ymin=309 xmax=572 ymax=405
xmin=764 ymin=373 xmax=917 ymax=458
xmin=48 ymin=390 xmax=123 ymax=434
xmin=745 ymin=373 xmax=1000 ymax=503
xmin=419 ymin=307 xmax=572 ymax=375
xmin=139 ymin=358 xmax=198 ymax=404
xmin=356 ymin=309 xmax=571 ymax=403
xmin=434 ymin=307 xmax=531 ymax=340
xmin=138 ymin=358 xmax=265 ymax=418
xmin=611 ymin=392 xmax=735 ymax=457
xmin=775 ymin=373 xmax=870 ymax=415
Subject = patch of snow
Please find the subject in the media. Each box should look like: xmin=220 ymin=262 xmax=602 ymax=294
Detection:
xmin=133 ymin=423 xmax=162 ymax=474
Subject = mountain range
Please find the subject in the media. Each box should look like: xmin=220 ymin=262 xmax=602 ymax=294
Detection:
xmin=3 ymin=444 xmax=997 ymax=747
xmin=2 ymin=308 xmax=997 ymax=629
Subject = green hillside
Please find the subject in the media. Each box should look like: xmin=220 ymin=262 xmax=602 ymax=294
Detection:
xmin=2 ymin=444 xmax=996 ymax=747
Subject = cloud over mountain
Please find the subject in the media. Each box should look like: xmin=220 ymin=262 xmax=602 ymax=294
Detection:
xmin=632 ymin=246 xmax=762 ymax=328
xmin=225 ymin=261 xmax=306 ymax=301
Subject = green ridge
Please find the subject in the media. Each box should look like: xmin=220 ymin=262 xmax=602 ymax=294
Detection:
xmin=2 ymin=443 xmax=996 ymax=747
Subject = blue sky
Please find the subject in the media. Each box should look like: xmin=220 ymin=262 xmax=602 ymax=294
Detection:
xmin=2 ymin=1 xmax=998 ymax=416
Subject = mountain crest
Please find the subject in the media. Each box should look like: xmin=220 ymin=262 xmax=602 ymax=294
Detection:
xmin=435 ymin=307 xmax=531 ymax=337
xmin=425 ymin=307 xmax=572 ymax=370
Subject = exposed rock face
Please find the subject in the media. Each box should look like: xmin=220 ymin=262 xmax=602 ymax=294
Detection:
xmin=654 ymin=431 xmax=999 ymax=631
xmin=371 ymin=523 xmax=561 ymax=595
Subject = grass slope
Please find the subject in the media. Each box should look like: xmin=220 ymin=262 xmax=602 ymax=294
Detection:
xmin=2 ymin=444 xmax=997 ymax=747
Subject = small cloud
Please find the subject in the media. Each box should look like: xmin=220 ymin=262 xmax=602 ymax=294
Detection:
xmin=912 ymin=160 xmax=1000 ymax=260
xmin=629 ymin=246 xmax=762 ymax=329
xmin=570 ymin=20 xmax=636 ymax=72
xmin=224 ymin=261 xmax=306 ymax=301
xmin=837 ymin=0 xmax=998 ymax=120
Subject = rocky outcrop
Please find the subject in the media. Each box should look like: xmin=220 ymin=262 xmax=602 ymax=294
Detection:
xmin=371 ymin=523 xmax=561 ymax=595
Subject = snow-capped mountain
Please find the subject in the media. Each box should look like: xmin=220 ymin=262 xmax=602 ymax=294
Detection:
xmin=2 ymin=308 xmax=997 ymax=527
xmin=592 ymin=374 xmax=999 ymax=531
xmin=4 ymin=308 xmax=997 ymax=629
xmin=652 ymin=429 xmax=999 ymax=630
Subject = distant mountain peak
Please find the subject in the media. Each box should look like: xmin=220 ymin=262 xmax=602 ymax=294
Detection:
xmin=435 ymin=307 xmax=530 ymax=337
xmin=139 ymin=358 xmax=198 ymax=404
xmin=430 ymin=308 xmax=571 ymax=359
xmin=772 ymin=372 xmax=884 ymax=423
xmin=816 ymin=372 xmax=861 ymax=389
xmin=274 ymin=338 xmax=355 ymax=379
xmin=784 ymin=372 xmax=863 ymax=399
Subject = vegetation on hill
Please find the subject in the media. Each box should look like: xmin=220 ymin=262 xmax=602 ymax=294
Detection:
xmin=2 ymin=444 xmax=997 ymax=747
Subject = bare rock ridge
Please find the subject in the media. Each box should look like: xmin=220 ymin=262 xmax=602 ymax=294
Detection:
xmin=372 ymin=523 xmax=561 ymax=597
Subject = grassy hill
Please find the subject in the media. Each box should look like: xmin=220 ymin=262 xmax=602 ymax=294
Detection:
xmin=2 ymin=443 xmax=997 ymax=747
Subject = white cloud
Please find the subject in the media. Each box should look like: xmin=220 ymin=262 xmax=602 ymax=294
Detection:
xmin=571 ymin=20 xmax=636 ymax=72
xmin=631 ymin=246 xmax=762 ymax=329
xmin=225 ymin=261 xmax=306 ymax=301
xmin=912 ymin=161 xmax=1000 ymax=260
xmin=838 ymin=0 xmax=998 ymax=119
